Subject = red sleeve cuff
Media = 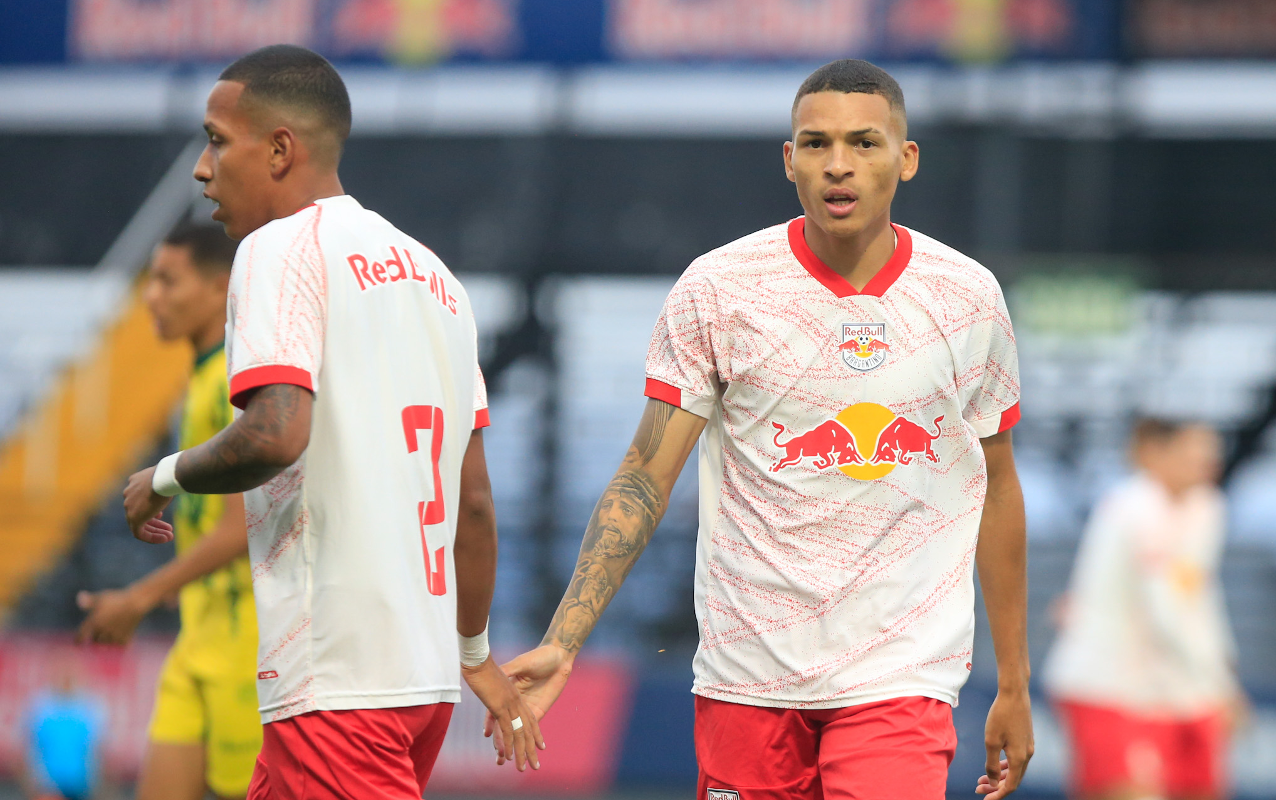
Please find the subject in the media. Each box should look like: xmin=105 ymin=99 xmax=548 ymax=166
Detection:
xmin=644 ymin=378 xmax=682 ymax=408
xmin=474 ymin=408 xmax=491 ymax=430
xmin=997 ymin=402 xmax=1021 ymax=433
xmin=229 ymin=365 xmax=314 ymax=410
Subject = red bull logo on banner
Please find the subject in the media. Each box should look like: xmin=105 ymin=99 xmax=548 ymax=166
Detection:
xmin=838 ymin=322 xmax=890 ymax=372
xmin=771 ymin=402 xmax=942 ymax=481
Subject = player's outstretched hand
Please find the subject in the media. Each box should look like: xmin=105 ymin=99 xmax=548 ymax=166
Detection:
xmin=977 ymin=688 xmax=1034 ymax=798
xmin=484 ymin=644 xmax=574 ymax=766
xmin=123 ymin=467 xmax=174 ymax=544
xmin=75 ymin=588 xmax=149 ymax=645
xmin=462 ymin=655 xmax=545 ymax=772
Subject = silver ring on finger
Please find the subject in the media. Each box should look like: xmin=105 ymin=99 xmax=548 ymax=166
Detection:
xmin=511 ymin=716 xmax=524 ymax=732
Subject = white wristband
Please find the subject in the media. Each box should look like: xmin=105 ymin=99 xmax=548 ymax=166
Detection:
xmin=459 ymin=621 xmax=490 ymax=667
xmin=151 ymin=452 xmax=186 ymax=497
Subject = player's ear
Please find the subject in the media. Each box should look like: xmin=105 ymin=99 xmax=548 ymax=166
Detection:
xmin=783 ymin=140 xmax=796 ymax=183
xmin=899 ymin=139 xmax=919 ymax=183
xmin=268 ymin=127 xmax=297 ymax=179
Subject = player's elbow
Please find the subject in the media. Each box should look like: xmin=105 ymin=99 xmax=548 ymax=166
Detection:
xmin=261 ymin=439 xmax=307 ymax=469
xmin=249 ymin=428 xmax=309 ymax=469
xmin=457 ymin=484 xmax=496 ymax=530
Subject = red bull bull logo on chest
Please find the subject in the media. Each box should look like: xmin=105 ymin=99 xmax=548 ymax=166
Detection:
xmin=771 ymin=402 xmax=943 ymax=481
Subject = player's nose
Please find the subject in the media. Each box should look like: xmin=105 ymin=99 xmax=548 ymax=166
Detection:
xmin=823 ymin=141 xmax=854 ymax=178
xmin=193 ymin=144 xmax=213 ymax=183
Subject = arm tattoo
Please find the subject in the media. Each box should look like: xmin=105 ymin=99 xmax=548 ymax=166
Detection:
xmin=543 ymin=459 xmax=665 ymax=653
xmin=633 ymin=401 xmax=675 ymax=465
xmin=175 ymin=384 xmax=310 ymax=494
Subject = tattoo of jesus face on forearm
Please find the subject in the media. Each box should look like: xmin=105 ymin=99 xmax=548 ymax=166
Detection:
xmin=545 ymin=462 xmax=665 ymax=652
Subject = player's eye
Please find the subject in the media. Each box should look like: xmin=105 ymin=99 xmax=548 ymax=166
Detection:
xmin=805 ymin=140 xmax=823 ymax=149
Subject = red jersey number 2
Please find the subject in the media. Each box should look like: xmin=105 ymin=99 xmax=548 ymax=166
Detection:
xmin=402 ymin=405 xmax=446 ymax=596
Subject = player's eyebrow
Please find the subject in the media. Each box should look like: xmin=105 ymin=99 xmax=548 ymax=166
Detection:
xmin=797 ymin=127 xmax=881 ymax=138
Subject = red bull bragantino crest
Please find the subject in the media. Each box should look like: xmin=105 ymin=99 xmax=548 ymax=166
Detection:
xmin=838 ymin=322 xmax=890 ymax=371
xmin=770 ymin=402 xmax=943 ymax=481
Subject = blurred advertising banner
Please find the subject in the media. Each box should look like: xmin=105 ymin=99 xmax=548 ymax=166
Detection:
xmin=0 ymin=635 xmax=170 ymax=779
xmin=0 ymin=635 xmax=634 ymax=794
xmin=0 ymin=0 xmax=1117 ymax=65
xmin=1129 ymin=0 xmax=1276 ymax=57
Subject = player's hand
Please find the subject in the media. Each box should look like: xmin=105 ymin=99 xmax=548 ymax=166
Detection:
xmin=123 ymin=467 xmax=174 ymax=544
xmin=485 ymin=644 xmax=574 ymax=766
xmin=977 ymin=687 xmax=1034 ymax=798
xmin=75 ymin=588 xmax=151 ymax=645
xmin=462 ymin=655 xmax=545 ymax=772
xmin=1225 ymin=689 xmax=1253 ymax=736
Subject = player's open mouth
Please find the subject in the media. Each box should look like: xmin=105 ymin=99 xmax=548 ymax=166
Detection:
xmin=823 ymin=189 xmax=857 ymax=217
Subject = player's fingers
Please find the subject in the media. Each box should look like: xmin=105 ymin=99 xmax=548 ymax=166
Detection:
xmin=76 ymin=591 xmax=94 ymax=610
xmin=139 ymin=520 xmax=173 ymax=544
xmin=508 ymin=712 xmax=528 ymax=772
xmin=984 ymin=744 xmax=1003 ymax=784
xmin=1006 ymin=750 xmax=1028 ymax=790
xmin=522 ymin=699 xmax=546 ymax=751
xmin=496 ymin=713 xmax=516 ymax=765
xmin=515 ymin=704 xmax=540 ymax=769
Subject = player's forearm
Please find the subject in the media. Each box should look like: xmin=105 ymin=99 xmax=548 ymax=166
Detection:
xmin=542 ymin=400 xmax=701 ymax=655
xmin=454 ymin=430 xmax=499 ymax=638
xmin=176 ymin=384 xmax=312 ymax=493
xmin=131 ymin=495 xmax=249 ymax=608
xmin=976 ymin=435 xmax=1030 ymax=692
xmin=542 ymin=461 xmax=671 ymax=654
xmin=454 ymin=493 xmax=498 ymax=638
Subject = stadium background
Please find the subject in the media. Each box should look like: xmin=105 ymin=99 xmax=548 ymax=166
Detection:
xmin=3 ymin=0 xmax=1276 ymax=797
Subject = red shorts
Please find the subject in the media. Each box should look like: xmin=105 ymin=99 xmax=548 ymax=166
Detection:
xmin=695 ymin=695 xmax=956 ymax=800
xmin=1055 ymin=700 xmax=1227 ymax=799
xmin=246 ymin=704 xmax=453 ymax=800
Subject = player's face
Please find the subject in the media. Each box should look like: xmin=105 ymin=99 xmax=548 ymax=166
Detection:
xmin=1140 ymin=425 xmax=1222 ymax=494
xmin=144 ymin=244 xmax=228 ymax=343
xmin=194 ymin=81 xmax=276 ymax=241
xmin=783 ymin=91 xmax=918 ymax=240
xmin=1165 ymin=426 xmax=1222 ymax=490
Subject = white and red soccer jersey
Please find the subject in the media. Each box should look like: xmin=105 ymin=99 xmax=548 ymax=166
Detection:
xmin=645 ymin=218 xmax=1020 ymax=709
xmin=225 ymin=195 xmax=489 ymax=723
xmin=1043 ymin=474 xmax=1238 ymax=716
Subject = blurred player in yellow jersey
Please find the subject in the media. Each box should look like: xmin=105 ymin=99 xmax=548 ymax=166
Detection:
xmin=77 ymin=221 xmax=260 ymax=800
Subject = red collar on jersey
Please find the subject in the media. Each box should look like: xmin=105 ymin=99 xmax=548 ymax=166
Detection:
xmin=787 ymin=217 xmax=913 ymax=299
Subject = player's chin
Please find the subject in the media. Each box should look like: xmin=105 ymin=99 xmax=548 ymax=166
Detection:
xmin=811 ymin=208 xmax=865 ymax=238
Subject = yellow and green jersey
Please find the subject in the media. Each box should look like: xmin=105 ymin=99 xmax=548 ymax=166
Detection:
xmin=171 ymin=342 xmax=257 ymax=676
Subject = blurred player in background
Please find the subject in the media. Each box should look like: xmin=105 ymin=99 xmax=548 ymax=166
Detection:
xmin=77 ymin=222 xmax=260 ymax=800
xmin=1044 ymin=419 xmax=1247 ymax=800
xmin=120 ymin=44 xmax=542 ymax=799
xmin=499 ymin=59 xmax=1032 ymax=800
xmin=21 ymin=650 xmax=107 ymax=800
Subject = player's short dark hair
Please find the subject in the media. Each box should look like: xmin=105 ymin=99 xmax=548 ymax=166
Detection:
xmin=162 ymin=221 xmax=237 ymax=277
xmin=219 ymin=44 xmax=352 ymax=153
xmin=793 ymin=59 xmax=907 ymax=129
xmin=1132 ymin=416 xmax=1191 ymax=446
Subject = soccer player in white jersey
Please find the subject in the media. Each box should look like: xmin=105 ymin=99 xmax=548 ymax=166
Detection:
xmin=121 ymin=45 xmax=543 ymax=799
xmin=1044 ymin=419 xmax=1246 ymax=800
xmin=498 ymin=59 xmax=1033 ymax=799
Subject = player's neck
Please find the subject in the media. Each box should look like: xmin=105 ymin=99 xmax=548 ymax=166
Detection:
xmin=803 ymin=213 xmax=896 ymax=291
xmin=272 ymin=172 xmax=346 ymax=220
xmin=189 ymin=316 xmax=226 ymax=357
